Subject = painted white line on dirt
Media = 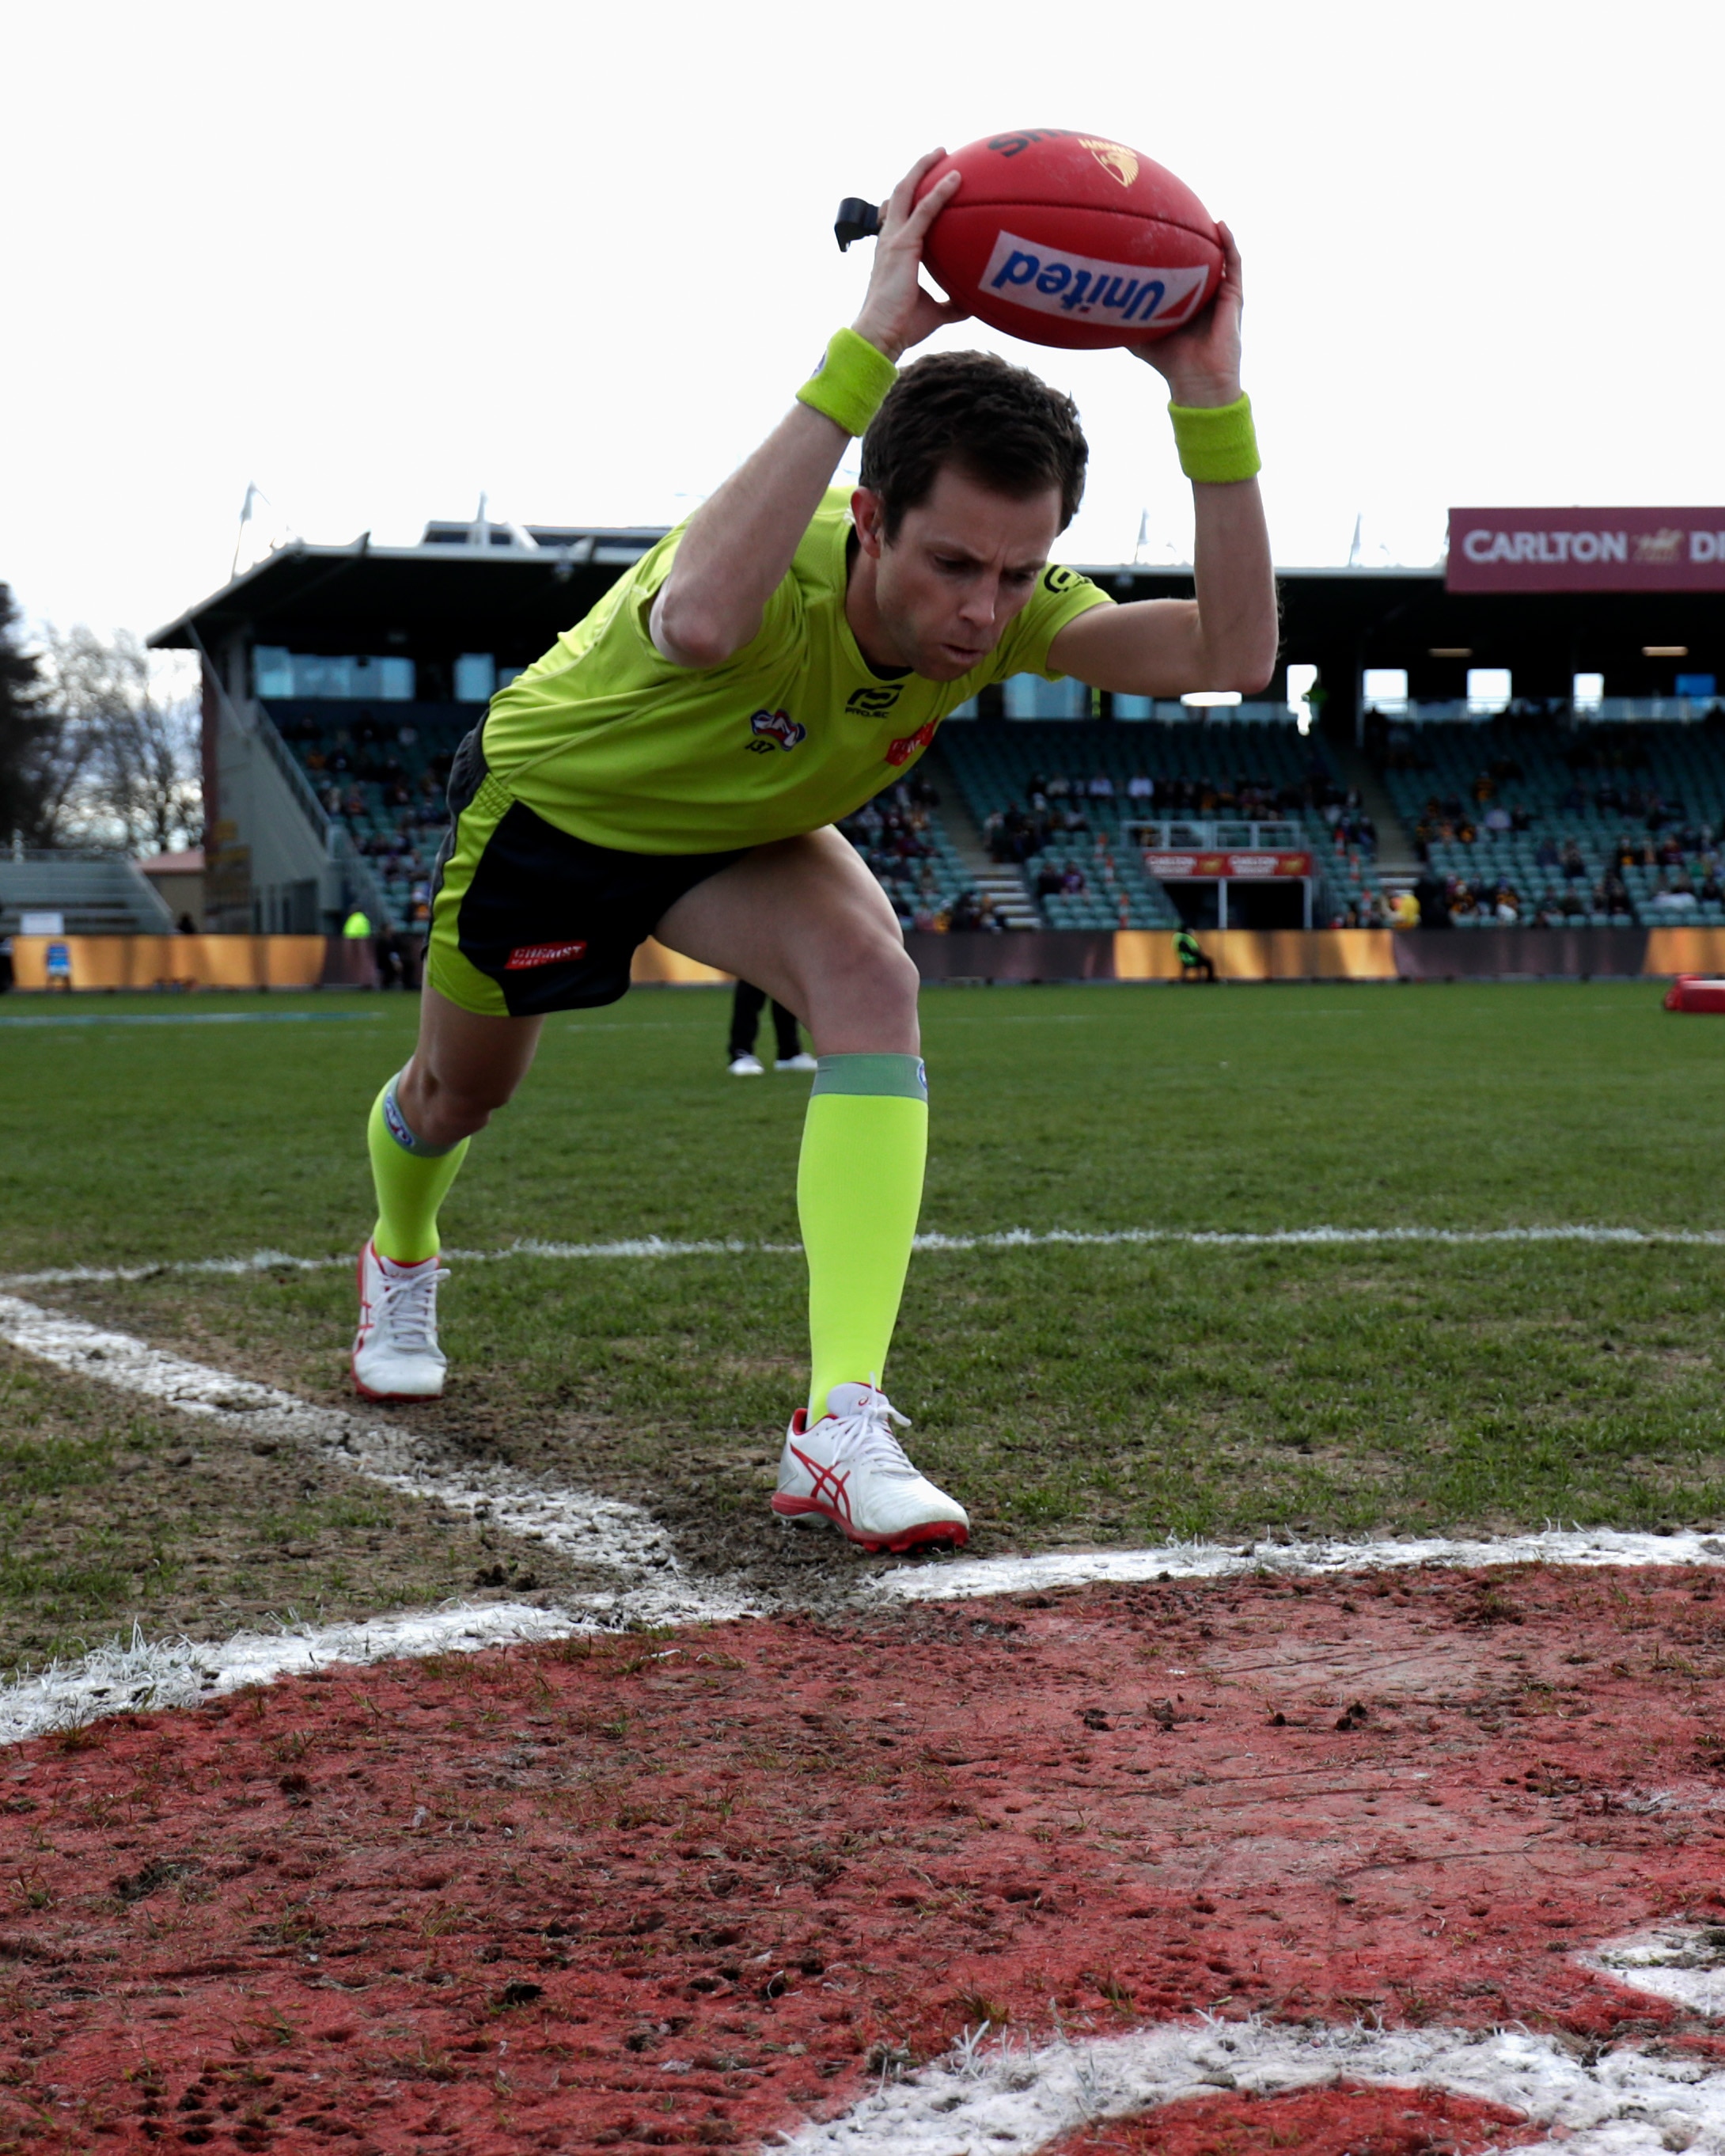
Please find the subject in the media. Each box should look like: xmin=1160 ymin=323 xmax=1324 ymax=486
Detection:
xmin=878 ymin=1526 xmax=1725 ymax=1602
xmin=9 ymin=1220 xmax=1725 ymax=1288
xmin=0 ymin=1604 xmax=579 ymax=1745
xmin=0 ymin=1294 xmax=759 ymax=1636
xmin=783 ymin=2017 xmax=1725 ymax=2153
xmin=1588 ymin=1924 xmax=1725 ymax=2017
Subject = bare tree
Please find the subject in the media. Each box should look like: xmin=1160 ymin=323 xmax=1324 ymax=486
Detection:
xmin=36 ymin=625 xmax=201 ymax=853
xmin=0 ymin=584 xmax=89 ymax=847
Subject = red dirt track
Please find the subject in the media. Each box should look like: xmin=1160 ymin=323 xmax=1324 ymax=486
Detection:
xmin=4 ymin=1564 xmax=1725 ymax=2150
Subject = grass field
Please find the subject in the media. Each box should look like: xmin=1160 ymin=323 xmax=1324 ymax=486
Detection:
xmin=4 ymin=977 xmax=1725 ymax=1676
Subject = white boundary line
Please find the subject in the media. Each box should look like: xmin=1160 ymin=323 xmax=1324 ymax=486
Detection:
xmin=878 ymin=1527 xmax=1725 ymax=1603
xmin=8 ymin=1220 xmax=1725 ymax=1289
xmin=3 ymin=1292 xmax=1723 ymax=1748
xmin=0 ymin=1604 xmax=578 ymax=1745
xmin=783 ymin=2017 xmax=1725 ymax=2153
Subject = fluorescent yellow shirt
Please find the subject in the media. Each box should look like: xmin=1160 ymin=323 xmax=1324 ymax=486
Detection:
xmin=480 ymin=488 xmax=1112 ymax=854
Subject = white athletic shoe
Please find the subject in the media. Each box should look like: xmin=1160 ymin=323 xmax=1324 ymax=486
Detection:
xmin=775 ymin=1052 xmax=819 ymax=1072
xmin=352 ymin=1239 xmax=449 ymax=1401
xmin=728 ymin=1053 xmax=765 ymax=1076
xmin=772 ymin=1382 xmax=970 ymax=1554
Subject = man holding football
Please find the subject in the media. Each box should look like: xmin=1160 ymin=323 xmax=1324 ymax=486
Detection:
xmin=351 ymin=149 xmax=1276 ymax=1554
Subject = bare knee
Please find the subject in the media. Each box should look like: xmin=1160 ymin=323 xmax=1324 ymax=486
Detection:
xmin=399 ymin=1057 xmax=520 ymax=1146
xmin=800 ymin=932 xmax=921 ymax=1056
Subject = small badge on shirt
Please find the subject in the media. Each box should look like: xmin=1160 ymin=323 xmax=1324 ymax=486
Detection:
xmin=846 ymin=685 xmax=902 ymax=716
xmin=505 ymin=940 xmax=588 ymax=970
xmin=747 ymin=708 xmax=806 ymax=753
xmin=885 ymin=719 xmax=938 ymax=769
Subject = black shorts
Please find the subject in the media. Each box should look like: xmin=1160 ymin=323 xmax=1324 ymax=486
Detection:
xmin=425 ymin=727 xmax=745 ymax=1017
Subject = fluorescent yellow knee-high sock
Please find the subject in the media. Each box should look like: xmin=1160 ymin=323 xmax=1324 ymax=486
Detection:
xmin=367 ymin=1074 xmax=469 ymax=1265
xmin=797 ymin=1053 xmax=928 ymax=1414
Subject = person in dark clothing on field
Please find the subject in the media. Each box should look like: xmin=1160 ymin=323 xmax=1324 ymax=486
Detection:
xmin=728 ymin=979 xmax=817 ymax=1076
xmin=1174 ymin=926 xmax=1216 ymax=981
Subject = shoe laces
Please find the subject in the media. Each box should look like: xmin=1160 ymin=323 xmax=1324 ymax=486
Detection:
xmin=825 ymin=1390 xmax=916 ymax=1477
xmin=376 ymin=1260 xmax=448 ymax=1353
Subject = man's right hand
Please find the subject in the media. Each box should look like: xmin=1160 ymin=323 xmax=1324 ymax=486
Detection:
xmin=850 ymin=151 xmax=969 ymax=363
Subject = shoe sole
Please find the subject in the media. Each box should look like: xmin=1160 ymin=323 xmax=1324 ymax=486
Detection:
xmin=351 ymin=1366 xmax=444 ymax=1403
xmin=771 ymin=1495 xmax=969 ymax=1556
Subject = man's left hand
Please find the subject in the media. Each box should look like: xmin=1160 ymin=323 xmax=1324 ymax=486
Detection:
xmin=1132 ymin=221 xmax=1244 ymax=408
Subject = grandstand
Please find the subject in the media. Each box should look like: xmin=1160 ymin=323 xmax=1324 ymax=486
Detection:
xmin=143 ymin=509 xmax=1724 ymax=958
xmin=1375 ymin=712 xmax=1725 ymax=928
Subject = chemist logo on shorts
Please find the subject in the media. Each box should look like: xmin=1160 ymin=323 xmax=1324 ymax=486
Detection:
xmin=746 ymin=709 xmax=806 ymax=753
xmin=504 ymin=940 xmax=588 ymax=970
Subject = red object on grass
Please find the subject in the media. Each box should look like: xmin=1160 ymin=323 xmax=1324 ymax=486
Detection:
xmin=1664 ymin=975 xmax=1725 ymax=1011
xmin=6 ymin=1567 xmax=1725 ymax=2149
xmin=916 ymin=129 xmax=1223 ymax=350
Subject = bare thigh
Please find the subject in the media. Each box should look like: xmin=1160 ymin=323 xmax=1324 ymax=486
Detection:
xmin=655 ymin=828 xmax=920 ymax=1057
xmin=394 ymin=986 xmax=544 ymax=1148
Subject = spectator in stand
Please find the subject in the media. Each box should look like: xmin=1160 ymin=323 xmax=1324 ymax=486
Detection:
xmin=1597 ymin=866 xmax=1632 ymax=915
xmin=1561 ymin=838 xmax=1587 ymax=881
xmin=1531 ymin=890 xmax=1562 ymax=928
xmin=974 ymin=893 xmax=1004 ymax=933
xmin=1127 ymin=772 xmax=1154 ymax=803
xmin=1649 ymin=872 xmax=1697 ymax=912
xmin=1494 ymin=883 xmax=1520 ymax=923
xmin=1035 ymin=860 xmax=1063 ymax=899
xmin=1088 ymin=772 xmax=1115 ymax=802
xmin=1046 ymin=772 xmax=1071 ymax=800
xmin=948 ymin=889 xmax=984 ymax=932
xmin=1060 ymin=864 xmax=1087 ymax=894
xmin=1535 ymin=833 xmax=1560 ymax=871
xmin=1558 ymin=883 xmax=1586 ymax=920
xmin=1510 ymin=803 xmax=1533 ymax=833
xmin=1484 ymin=803 xmax=1511 ymax=835
xmin=1703 ymin=864 xmax=1725 ymax=905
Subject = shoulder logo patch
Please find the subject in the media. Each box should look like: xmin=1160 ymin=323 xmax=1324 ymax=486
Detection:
xmin=1042 ymin=564 xmax=1082 ymax=594
xmin=747 ymin=708 xmax=806 ymax=753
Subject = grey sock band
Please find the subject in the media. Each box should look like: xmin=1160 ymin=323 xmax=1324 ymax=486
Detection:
xmin=380 ymin=1072 xmax=461 ymax=1157
xmin=810 ymin=1053 xmax=927 ymax=1101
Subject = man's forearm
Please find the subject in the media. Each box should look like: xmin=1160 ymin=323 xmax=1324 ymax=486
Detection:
xmin=1190 ymin=473 xmax=1278 ymax=693
xmin=650 ymin=402 xmax=851 ymax=670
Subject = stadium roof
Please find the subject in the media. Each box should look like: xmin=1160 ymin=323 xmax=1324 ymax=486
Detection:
xmin=150 ymin=525 xmax=1714 ymax=703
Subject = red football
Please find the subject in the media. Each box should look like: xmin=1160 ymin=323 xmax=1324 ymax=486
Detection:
xmin=914 ymin=128 xmax=1223 ymax=351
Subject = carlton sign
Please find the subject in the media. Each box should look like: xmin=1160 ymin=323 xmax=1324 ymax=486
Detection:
xmin=1447 ymin=507 xmax=1725 ymax=592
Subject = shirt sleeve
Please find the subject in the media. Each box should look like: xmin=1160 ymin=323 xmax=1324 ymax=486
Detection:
xmin=991 ymin=565 xmax=1115 ymax=684
xmin=617 ymin=526 xmax=806 ymax=678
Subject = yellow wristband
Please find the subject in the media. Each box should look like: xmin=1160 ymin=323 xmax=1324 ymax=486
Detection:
xmin=796 ymin=327 xmax=898 ymax=438
xmin=1168 ymin=393 xmax=1261 ymax=484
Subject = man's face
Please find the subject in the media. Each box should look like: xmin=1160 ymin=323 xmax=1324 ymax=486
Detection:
xmin=855 ymin=466 xmax=1064 ymax=681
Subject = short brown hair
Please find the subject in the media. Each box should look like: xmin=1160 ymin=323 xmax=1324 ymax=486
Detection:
xmin=859 ymin=351 xmax=1088 ymax=541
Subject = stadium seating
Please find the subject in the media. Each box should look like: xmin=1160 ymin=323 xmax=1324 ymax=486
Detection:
xmin=267 ymin=702 xmax=466 ymax=928
xmin=263 ymin=695 xmax=1373 ymax=933
xmin=938 ymin=708 xmax=1353 ymax=928
xmin=1377 ymin=716 xmax=1725 ymax=926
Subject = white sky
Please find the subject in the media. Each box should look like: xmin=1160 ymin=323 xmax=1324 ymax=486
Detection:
xmin=5 ymin=0 xmax=1723 ymax=644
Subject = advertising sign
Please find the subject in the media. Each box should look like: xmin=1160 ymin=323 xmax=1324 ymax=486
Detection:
xmin=1446 ymin=507 xmax=1725 ymax=593
xmin=1143 ymin=851 xmax=1312 ymax=881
